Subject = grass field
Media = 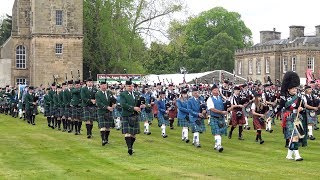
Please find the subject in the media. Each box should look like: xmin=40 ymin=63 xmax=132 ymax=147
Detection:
xmin=0 ymin=114 xmax=319 ymax=180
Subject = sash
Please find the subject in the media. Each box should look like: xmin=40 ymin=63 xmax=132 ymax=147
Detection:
xmin=284 ymin=95 xmax=298 ymax=109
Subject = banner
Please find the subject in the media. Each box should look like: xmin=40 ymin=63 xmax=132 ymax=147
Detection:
xmin=97 ymin=74 xmax=142 ymax=84
xmin=305 ymin=69 xmax=313 ymax=84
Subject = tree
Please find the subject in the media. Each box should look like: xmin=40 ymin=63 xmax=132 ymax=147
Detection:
xmin=0 ymin=14 xmax=12 ymax=46
xmin=158 ymin=7 xmax=252 ymax=73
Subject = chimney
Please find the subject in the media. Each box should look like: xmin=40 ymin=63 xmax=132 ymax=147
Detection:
xmin=316 ymin=25 xmax=320 ymax=37
xmin=289 ymin=25 xmax=304 ymax=41
xmin=260 ymin=28 xmax=281 ymax=44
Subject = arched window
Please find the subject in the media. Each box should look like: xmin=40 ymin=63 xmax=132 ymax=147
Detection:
xmin=16 ymin=45 xmax=26 ymax=69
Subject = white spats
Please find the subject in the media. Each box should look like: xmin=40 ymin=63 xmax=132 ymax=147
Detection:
xmin=161 ymin=124 xmax=166 ymax=136
xmin=308 ymin=125 xmax=313 ymax=136
xmin=144 ymin=122 xmax=150 ymax=133
xmin=182 ymin=127 xmax=188 ymax=140
xmin=115 ymin=117 xmax=121 ymax=130
xmin=286 ymin=149 xmax=294 ymax=160
xmin=193 ymin=132 xmax=200 ymax=145
xmin=293 ymin=150 xmax=303 ymax=161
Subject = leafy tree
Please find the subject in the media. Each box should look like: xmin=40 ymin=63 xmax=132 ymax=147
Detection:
xmin=0 ymin=14 xmax=12 ymax=46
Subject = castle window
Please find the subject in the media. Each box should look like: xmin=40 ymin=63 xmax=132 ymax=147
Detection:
xmin=292 ymin=57 xmax=297 ymax=72
xmin=56 ymin=44 xmax=63 ymax=54
xmin=248 ymin=59 xmax=253 ymax=74
xmin=256 ymin=59 xmax=261 ymax=75
xmin=56 ymin=10 xmax=63 ymax=25
xmin=265 ymin=57 xmax=270 ymax=74
xmin=307 ymin=57 xmax=314 ymax=72
xmin=16 ymin=45 xmax=26 ymax=69
xmin=16 ymin=78 xmax=26 ymax=85
xmin=282 ymin=57 xmax=288 ymax=73
xmin=237 ymin=60 xmax=242 ymax=75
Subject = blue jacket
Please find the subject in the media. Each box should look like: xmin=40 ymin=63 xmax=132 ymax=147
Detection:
xmin=176 ymin=98 xmax=189 ymax=119
xmin=157 ymin=98 xmax=167 ymax=118
xmin=187 ymin=96 xmax=203 ymax=123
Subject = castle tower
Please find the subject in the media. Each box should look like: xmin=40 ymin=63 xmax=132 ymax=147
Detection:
xmin=0 ymin=0 xmax=83 ymax=86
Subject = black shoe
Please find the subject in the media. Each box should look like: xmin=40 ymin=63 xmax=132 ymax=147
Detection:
xmin=218 ymin=146 xmax=224 ymax=152
xmin=75 ymin=132 xmax=79 ymax=135
xmin=301 ymin=143 xmax=307 ymax=147
xmin=238 ymin=136 xmax=244 ymax=140
xmin=68 ymin=130 xmax=72 ymax=133
xmin=102 ymin=140 xmax=108 ymax=146
xmin=128 ymin=148 xmax=133 ymax=155
xmin=314 ymin=127 xmax=319 ymax=130
xmin=309 ymin=136 xmax=316 ymax=140
xmin=185 ymin=139 xmax=190 ymax=143
xmin=162 ymin=134 xmax=168 ymax=138
xmin=269 ymin=130 xmax=273 ymax=133
xmin=295 ymin=158 xmax=303 ymax=161
xmin=195 ymin=144 xmax=201 ymax=148
xmin=146 ymin=132 xmax=151 ymax=135
xmin=87 ymin=135 xmax=92 ymax=139
xmin=260 ymin=140 xmax=264 ymax=144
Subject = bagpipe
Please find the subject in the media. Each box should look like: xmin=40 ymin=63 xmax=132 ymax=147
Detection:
xmin=256 ymin=102 xmax=270 ymax=123
xmin=199 ymin=99 xmax=207 ymax=119
xmin=293 ymin=98 xmax=305 ymax=139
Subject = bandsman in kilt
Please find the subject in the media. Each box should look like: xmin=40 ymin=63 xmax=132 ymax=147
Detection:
xmin=24 ymin=86 xmax=37 ymax=125
xmin=81 ymin=78 xmax=98 ymax=139
xmin=70 ymin=80 xmax=82 ymax=135
xmin=241 ymin=84 xmax=254 ymax=130
xmin=157 ymin=91 xmax=170 ymax=138
xmin=53 ymin=85 xmax=62 ymax=130
xmin=166 ymin=84 xmax=177 ymax=129
xmin=310 ymin=80 xmax=320 ymax=130
xmin=207 ymin=84 xmax=228 ymax=152
xmin=303 ymin=85 xmax=318 ymax=140
xmin=269 ymin=71 xmax=304 ymax=161
xmin=187 ymin=87 xmax=207 ymax=148
xmin=60 ymin=83 xmax=67 ymax=132
xmin=262 ymin=84 xmax=275 ymax=133
xmin=48 ymin=83 xmax=57 ymax=128
xmin=120 ymin=80 xmax=141 ymax=155
xmin=228 ymin=86 xmax=246 ymax=140
xmin=113 ymin=90 xmax=122 ymax=130
xmin=64 ymin=81 xmax=74 ymax=133
xmin=140 ymin=85 xmax=152 ymax=135
xmin=95 ymin=81 xmax=117 ymax=146
xmin=176 ymin=88 xmax=190 ymax=143
xmin=251 ymin=92 xmax=269 ymax=144
xmin=43 ymin=88 xmax=54 ymax=128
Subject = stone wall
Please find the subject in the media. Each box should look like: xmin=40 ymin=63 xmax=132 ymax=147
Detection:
xmin=0 ymin=59 xmax=12 ymax=87
xmin=31 ymin=0 xmax=83 ymax=35
xmin=30 ymin=36 xmax=83 ymax=86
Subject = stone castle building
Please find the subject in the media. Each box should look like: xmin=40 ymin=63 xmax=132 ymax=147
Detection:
xmin=235 ymin=25 xmax=320 ymax=83
xmin=0 ymin=0 xmax=83 ymax=86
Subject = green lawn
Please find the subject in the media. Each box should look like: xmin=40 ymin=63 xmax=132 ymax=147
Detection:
xmin=0 ymin=114 xmax=319 ymax=180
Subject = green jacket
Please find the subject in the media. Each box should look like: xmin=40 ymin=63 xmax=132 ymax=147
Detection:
xmin=81 ymin=86 xmax=98 ymax=107
xmin=48 ymin=90 xmax=55 ymax=107
xmin=53 ymin=92 xmax=61 ymax=108
xmin=95 ymin=90 xmax=113 ymax=115
xmin=70 ymin=87 xmax=81 ymax=107
xmin=119 ymin=90 xmax=140 ymax=117
xmin=24 ymin=93 xmax=35 ymax=110
xmin=43 ymin=94 xmax=51 ymax=108
xmin=63 ymin=89 xmax=72 ymax=107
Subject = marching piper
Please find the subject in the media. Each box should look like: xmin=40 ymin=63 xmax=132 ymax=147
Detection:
xmin=269 ymin=71 xmax=304 ymax=161
xmin=177 ymin=88 xmax=190 ymax=143
xmin=207 ymin=84 xmax=228 ymax=152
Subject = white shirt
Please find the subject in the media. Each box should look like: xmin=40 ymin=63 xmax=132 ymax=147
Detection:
xmin=206 ymin=95 xmax=219 ymax=109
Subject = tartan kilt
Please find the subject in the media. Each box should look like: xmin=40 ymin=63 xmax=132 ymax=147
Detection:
xmin=191 ymin=119 xmax=206 ymax=133
xmin=139 ymin=110 xmax=147 ymax=122
xmin=169 ymin=109 xmax=177 ymax=119
xmin=122 ymin=115 xmax=140 ymax=135
xmin=64 ymin=106 xmax=72 ymax=118
xmin=177 ymin=117 xmax=189 ymax=127
xmin=97 ymin=112 xmax=114 ymax=129
xmin=71 ymin=106 xmax=82 ymax=119
xmin=147 ymin=112 xmax=153 ymax=122
xmin=229 ymin=110 xmax=246 ymax=127
xmin=284 ymin=113 xmax=302 ymax=139
xmin=44 ymin=105 xmax=50 ymax=117
xmin=157 ymin=115 xmax=169 ymax=127
xmin=243 ymin=105 xmax=252 ymax=117
xmin=252 ymin=116 xmax=265 ymax=130
xmin=81 ymin=107 xmax=97 ymax=121
xmin=113 ymin=108 xmax=122 ymax=118
xmin=209 ymin=117 xmax=227 ymax=136
xmin=54 ymin=107 xmax=62 ymax=117
xmin=50 ymin=105 xmax=55 ymax=116
xmin=306 ymin=110 xmax=317 ymax=125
